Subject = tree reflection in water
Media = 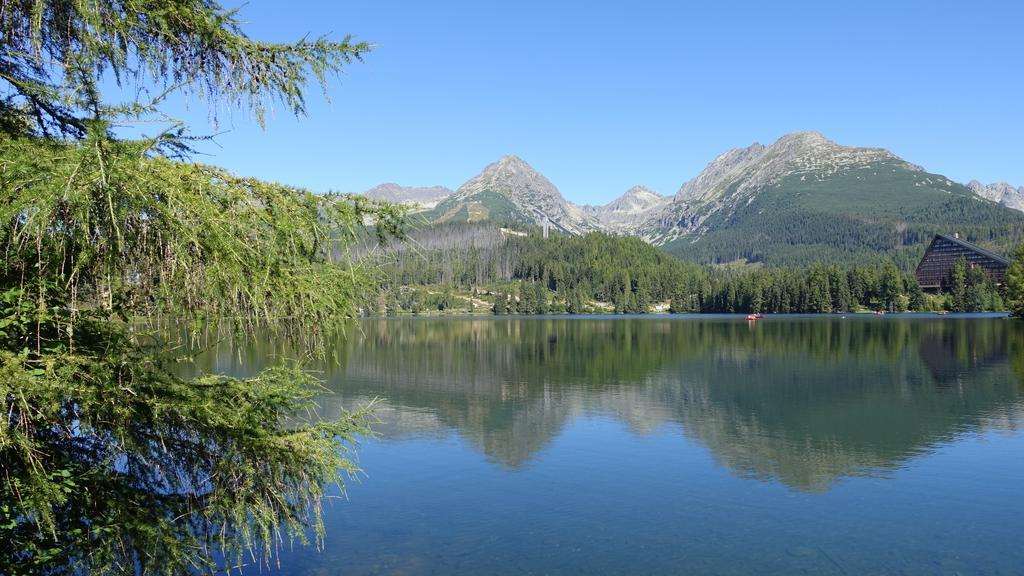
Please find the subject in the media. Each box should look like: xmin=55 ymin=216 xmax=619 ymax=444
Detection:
xmin=194 ymin=317 xmax=1024 ymax=493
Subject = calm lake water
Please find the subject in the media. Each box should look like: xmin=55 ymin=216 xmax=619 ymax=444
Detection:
xmin=199 ymin=315 xmax=1024 ymax=575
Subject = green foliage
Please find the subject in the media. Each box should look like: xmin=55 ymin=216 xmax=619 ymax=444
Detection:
xmin=565 ymin=288 xmax=586 ymax=314
xmin=693 ymin=261 xmax=942 ymax=314
xmin=0 ymin=1 xmax=405 ymax=573
xmin=940 ymin=256 xmax=1003 ymax=313
xmin=517 ymin=281 xmax=537 ymax=314
xmin=0 ymin=133 xmax=402 ymax=332
xmin=372 ymin=224 xmax=704 ymax=314
xmin=0 ymin=134 xmax=403 ymax=572
xmin=372 ymin=223 xmax=994 ymax=315
xmin=952 ymin=257 xmax=969 ymax=312
xmin=1 ymin=287 xmax=373 ymax=573
xmin=880 ymin=260 xmax=903 ymax=312
xmin=1006 ymin=243 xmax=1024 ymax=317
xmin=492 ymin=291 xmax=508 ymax=315
xmin=1 ymin=0 xmax=371 ymax=138
xmin=535 ymin=281 xmax=548 ymax=314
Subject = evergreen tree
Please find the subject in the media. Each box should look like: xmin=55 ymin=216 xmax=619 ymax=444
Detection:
xmin=952 ymin=257 xmax=968 ymax=312
xmin=725 ymin=282 xmax=737 ymax=313
xmin=1007 ymin=244 xmax=1024 ymax=317
xmin=518 ymin=281 xmax=537 ymax=314
xmin=750 ymin=279 xmax=765 ymax=314
xmin=880 ymin=260 xmax=903 ymax=312
xmin=566 ymin=289 xmax=585 ymax=315
xmin=965 ymin=265 xmax=984 ymax=313
xmin=807 ymin=267 xmax=832 ymax=313
xmin=0 ymin=2 xmax=399 ymax=572
xmin=906 ymin=276 xmax=926 ymax=311
xmin=632 ymin=276 xmax=651 ymax=313
xmin=492 ymin=291 xmax=507 ymax=315
xmin=535 ymin=282 xmax=548 ymax=314
xmin=669 ymin=287 xmax=687 ymax=314
xmin=848 ymin=267 xmax=869 ymax=305
xmin=828 ymin=266 xmax=853 ymax=312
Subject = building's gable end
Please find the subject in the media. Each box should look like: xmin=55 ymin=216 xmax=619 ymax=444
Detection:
xmin=914 ymin=234 xmax=1009 ymax=291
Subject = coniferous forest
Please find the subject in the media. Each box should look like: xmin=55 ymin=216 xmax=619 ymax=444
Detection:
xmin=366 ymin=222 xmax=1006 ymax=316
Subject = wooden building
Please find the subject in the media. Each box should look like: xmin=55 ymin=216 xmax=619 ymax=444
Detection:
xmin=915 ymin=233 xmax=1010 ymax=291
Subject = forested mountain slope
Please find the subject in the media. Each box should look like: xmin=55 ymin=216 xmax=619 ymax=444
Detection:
xmin=654 ymin=133 xmax=1024 ymax=268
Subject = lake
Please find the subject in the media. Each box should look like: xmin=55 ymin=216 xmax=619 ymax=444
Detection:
xmin=197 ymin=315 xmax=1024 ymax=575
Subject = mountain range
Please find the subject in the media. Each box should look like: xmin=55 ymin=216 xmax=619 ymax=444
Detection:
xmin=967 ymin=180 xmax=1024 ymax=212
xmin=362 ymin=182 xmax=453 ymax=210
xmin=354 ymin=132 xmax=1024 ymax=267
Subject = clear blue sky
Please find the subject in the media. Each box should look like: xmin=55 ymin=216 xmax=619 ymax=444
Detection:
xmin=151 ymin=0 xmax=1023 ymax=204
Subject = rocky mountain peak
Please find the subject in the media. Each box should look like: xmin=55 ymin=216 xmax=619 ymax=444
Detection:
xmin=481 ymin=155 xmax=539 ymax=180
xmin=967 ymin=180 xmax=1024 ymax=212
xmin=645 ymin=132 xmax=936 ymax=246
xmin=622 ymin=185 xmax=660 ymax=199
xmin=773 ymin=130 xmax=830 ymax=147
xmin=584 ymin=185 xmax=670 ymax=234
xmin=606 ymin=186 xmax=667 ymax=212
xmin=494 ymin=154 xmax=528 ymax=167
xmin=459 ymin=155 xmax=557 ymax=200
xmin=674 ymin=142 xmax=768 ymax=202
xmin=363 ymin=182 xmax=453 ymax=210
xmin=674 ymin=132 xmax=910 ymax=205
xmin=436 ymin=155 xmax=602 ymax=234
xmin=766 ymin=131 xmax=898 ymax=165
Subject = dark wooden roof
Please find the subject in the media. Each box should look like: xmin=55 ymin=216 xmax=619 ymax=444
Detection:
xmin=932 ymin=234 xmax=1010 ymax=265
xmin=914 ymin=234 xmax=1010 ymax=290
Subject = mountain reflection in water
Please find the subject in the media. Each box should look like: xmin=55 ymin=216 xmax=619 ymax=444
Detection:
xmin=195 ymin=316 xmax=1024 ymax=493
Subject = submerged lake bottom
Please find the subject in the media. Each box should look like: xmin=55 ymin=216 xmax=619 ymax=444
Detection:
xmin=202 ymin=315 xmax=1024 ymax=575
